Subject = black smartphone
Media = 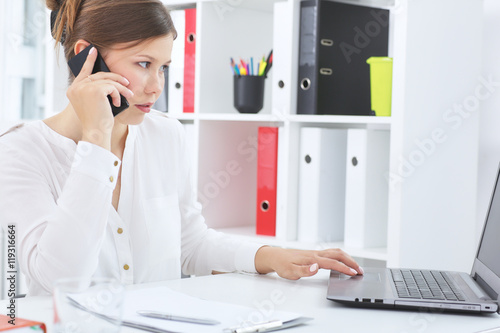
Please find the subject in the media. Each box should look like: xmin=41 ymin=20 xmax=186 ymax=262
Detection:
xmin=67 ymin=44 xmax=129 ymax=116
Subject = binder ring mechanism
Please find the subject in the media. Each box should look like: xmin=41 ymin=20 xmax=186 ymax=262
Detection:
xmin=319 ymin=68 xmax=333 ymax=75
xmin=300 ymin=78 xmax=311 ymax=91
xmin=260 ymin=200 xmax=270 ymax=212
xmin=320 ymin=39 xmax=334 ymax=47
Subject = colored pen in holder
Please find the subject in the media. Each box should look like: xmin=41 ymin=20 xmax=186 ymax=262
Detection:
xmin=231 ymin=50 xmax=272 ymax=114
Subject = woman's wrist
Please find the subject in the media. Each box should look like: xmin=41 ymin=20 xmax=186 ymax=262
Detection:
xmin=82 ymin=131 xmax=111 ymax=151
xmin=255 ymin=245 xmax=279 ymax=274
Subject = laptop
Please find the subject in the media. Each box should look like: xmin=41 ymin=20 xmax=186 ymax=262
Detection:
xmin=327 ymin=165 xmax=500 ymax=314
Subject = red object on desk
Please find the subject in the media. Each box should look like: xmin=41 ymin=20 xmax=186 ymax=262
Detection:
xmin=256 ymin=127 xmax=279 ymax=236
xmin=183 ymin=8 xmax=196 ymax=113
xmin=0 ymin=314 xmax=46 ymax=332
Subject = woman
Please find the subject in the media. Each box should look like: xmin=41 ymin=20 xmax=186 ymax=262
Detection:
xmin=0 ymin=0 xmax=363 ymax=296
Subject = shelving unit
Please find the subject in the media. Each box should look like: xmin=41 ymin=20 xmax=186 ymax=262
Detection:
xmin=167 ymin=0 xmax=482 ymax=271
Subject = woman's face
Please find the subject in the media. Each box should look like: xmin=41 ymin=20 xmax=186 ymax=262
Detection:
xmin=101 ymin=34 xmax=173 ymax=125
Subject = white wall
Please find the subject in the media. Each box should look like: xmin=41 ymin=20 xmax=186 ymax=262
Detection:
xmin=477 ymin=1 xmax=500 ymax=239
xmin=0 ymin=2 xmax=50 ymax=133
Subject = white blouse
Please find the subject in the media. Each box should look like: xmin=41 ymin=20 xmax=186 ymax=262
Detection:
xmin=0 ymin=111 xmax=262 ymax=296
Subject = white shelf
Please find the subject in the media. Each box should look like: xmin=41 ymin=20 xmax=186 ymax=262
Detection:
xmin=167 ymin=113 xmax=196 ymax=121
xmin=163 ymin=0 xmax=282 ymax=12
xmin=289 ymin=114 xmax=391 ymax=129
xmin=198 ymin=113 xmax=284 ymax=123
xmin=216 ymin=226 xmax=388 ymax=261
xmin=169 ymin=113 xmax=390 ymax=126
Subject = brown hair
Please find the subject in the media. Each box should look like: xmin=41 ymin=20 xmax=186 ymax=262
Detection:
xmin=47 ymin=0 xmax=177 ymax=62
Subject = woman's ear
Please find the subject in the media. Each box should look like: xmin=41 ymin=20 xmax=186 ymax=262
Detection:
xmin=74 ymin=39 xmax=91 ymax=55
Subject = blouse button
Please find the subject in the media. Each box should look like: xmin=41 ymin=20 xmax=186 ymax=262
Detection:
xmin=117 ymin=228 xmax=123 ymax=234
xmin=109 ymin=176 xmax=114 ymax=182
xmin=114 ymin=161 xmax=119 ymax=167
xmin=123 ymin=264 xmax=130 ymax=270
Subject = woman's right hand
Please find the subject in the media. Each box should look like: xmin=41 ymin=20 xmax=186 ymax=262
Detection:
xmin=66 ymin=46 xmax=134 ymax=150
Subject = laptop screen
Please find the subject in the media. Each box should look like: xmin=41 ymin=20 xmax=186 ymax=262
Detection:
xmin=477 ymin=168 xmax=500 ymax=277
xmin=472 ymin=165 xmax=500 ymax=300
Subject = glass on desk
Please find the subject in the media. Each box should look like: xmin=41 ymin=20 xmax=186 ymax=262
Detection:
xmin=53 ymin=277 xmax=124 ymax=333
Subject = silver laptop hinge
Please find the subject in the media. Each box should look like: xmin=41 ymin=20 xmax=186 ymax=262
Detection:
xmin=463 ymin=274 xmax=492 ymax=300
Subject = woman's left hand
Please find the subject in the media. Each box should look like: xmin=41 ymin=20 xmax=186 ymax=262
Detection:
xmin=254 ymin=246 xmax=364 ymax=280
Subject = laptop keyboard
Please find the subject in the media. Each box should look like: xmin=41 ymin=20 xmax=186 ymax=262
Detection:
xmin=390 ymin=269 xmax=466 ymax=301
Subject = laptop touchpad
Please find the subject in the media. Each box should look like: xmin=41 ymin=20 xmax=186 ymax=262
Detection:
xmin=338 ymin=272 xmax=381 ymax=282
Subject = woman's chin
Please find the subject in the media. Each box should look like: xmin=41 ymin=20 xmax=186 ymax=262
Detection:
xmin=114 ymin=109 xmax=147 ymax=126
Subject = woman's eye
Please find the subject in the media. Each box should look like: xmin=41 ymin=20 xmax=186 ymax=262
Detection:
xmin=160 ymin=65 xmax=169 ymax=73
xmin=138 ymin=61 xmax=150 ymax=69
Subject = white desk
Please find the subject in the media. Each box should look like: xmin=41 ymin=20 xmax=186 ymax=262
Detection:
xmin=3 ymin=270 xmax=500 ymax=333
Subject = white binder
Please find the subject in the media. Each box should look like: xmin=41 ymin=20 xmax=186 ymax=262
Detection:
xmin=272 ymin=1 xmax=294 ymax=118
xmin=167 ymin=10 xmax=185 ymax=115
xmin=297 ymin=127 xmax=347 ymax=243
xmin=344 ymin=129 xmax=390 ymax=249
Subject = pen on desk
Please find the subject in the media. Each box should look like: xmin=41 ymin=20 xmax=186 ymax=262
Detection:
xmin=137 ymin=310 xmax=221 ymax=325
xmin=224 ymin=320 xmax=283 ymax=333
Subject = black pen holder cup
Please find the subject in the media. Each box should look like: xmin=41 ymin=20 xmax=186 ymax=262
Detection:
xmin=233 ymin=75 xmax=266 ymax=114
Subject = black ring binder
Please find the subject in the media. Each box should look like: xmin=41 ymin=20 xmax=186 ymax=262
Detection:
xmin=296 ymin=0 xmax=389 ymax=115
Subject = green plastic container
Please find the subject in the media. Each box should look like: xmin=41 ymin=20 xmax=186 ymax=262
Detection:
xmin=366 ymin=57 xmax=393 ymax=117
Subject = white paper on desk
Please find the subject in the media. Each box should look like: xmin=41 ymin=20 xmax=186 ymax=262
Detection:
xmin=123 ymin=286 xmax=304 ymax=333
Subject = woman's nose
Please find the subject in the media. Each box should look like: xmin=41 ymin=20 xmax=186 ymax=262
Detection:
xmin=145 ymin=73 xmax=163 ymax=95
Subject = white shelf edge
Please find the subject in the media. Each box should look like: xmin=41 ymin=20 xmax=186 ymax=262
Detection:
xmin=162 ymin=0 xmax=282 ymax=12
xmin=197 ymin=113 xmax=284 ymax=122
xmin=166 ymin=113 xmax=196 ymax=121
xmin=215 ymin=226 xmax=388 ymax=262
xmin=166 ymin=113 xmax=391 ymax=127
xmin=289 ymin=114 xmax=392 ymax=126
